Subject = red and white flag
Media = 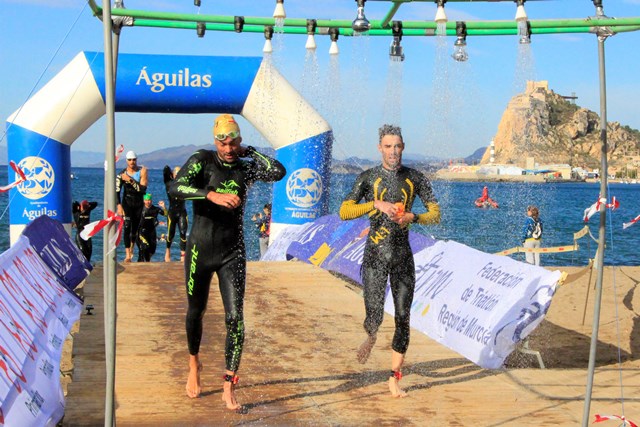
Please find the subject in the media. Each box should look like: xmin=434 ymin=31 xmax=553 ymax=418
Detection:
xmin=0 ymin=161 xmax=27 ymax=193
xmin=583 ymin=197 xmax=619 ymax=222
xmin=623 ymin=214 xmax=640 ymax=230
xmin=80 ymin=210 xmax=124 ymax=253
xmin=594 ymin=414 xmax=638 ymax=427
xmin=114 ymin=144 xmax=125 ymax=162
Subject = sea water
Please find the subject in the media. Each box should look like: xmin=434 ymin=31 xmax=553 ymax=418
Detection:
xmin=0 ymin=167 xmax=639 ymax=267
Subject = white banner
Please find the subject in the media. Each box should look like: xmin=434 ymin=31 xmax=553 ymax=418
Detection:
xmin=385 ymin=240 xmax=561 ymax=369
xmin=262 ymin=223 xmax=305 ymax=261
xmin=0 ymin=236 xmax=83 ymax=426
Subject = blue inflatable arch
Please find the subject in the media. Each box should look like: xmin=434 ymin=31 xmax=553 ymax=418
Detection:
xmin=5 ymin=51 xmax=333 ymax=245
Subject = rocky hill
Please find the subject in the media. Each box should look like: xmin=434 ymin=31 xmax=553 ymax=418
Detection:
xmin=480 ymin=81 xmax=640 ymax=169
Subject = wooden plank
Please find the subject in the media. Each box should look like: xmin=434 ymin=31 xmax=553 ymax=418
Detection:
xmin=63 ymin=263 xmax=640 ymax=426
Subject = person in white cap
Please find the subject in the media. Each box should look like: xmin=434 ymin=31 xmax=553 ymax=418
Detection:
xmin=116 ymin=150 xmax=148 ymax=262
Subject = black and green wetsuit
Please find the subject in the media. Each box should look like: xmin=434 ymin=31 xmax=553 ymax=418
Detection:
xmin=169 ymin=146 xmax=285 ymax=372
xmin=340 ymin=165 xmax=440 ymax=354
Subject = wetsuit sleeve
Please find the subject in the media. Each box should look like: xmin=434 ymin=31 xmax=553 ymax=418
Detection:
xmin=128 ymin=175 xmax=146 ymax=194
xmin=72 ymin=201 xmax=79 ymax=213
xmin=339 ymin=171 xmax=375 ymax=220
xmin=168 ymin=150 xmax=211 ymax=200
xmin=115 ymin=173 xmax=123 ymax=204
xmin=414 ymin=203 xmax=440 ymax=225
xmin=89 ymin=202 xmax=98 ymax=211
xmin=245 ymin=146 xmax=286 ymax=182
xmin=413 ymin=172 xmax=440 ymax=225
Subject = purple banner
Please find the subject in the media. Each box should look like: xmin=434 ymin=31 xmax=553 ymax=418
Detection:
xmin=21 ymin=215 xmax=91 ymax=292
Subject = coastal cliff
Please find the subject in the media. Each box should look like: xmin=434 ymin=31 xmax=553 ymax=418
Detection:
xmin=480 ymin=81 xmax=640 ymax=170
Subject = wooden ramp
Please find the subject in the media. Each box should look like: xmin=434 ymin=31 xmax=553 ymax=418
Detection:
xmin=63 ymin=262 xmax=640 ymax=426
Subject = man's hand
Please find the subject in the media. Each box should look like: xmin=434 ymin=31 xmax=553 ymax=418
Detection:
xmin=373 ymin=200 xmax=416 ymax=226
xmin=117 ymin=204 xmax=124 ymax=217
xmin=207 ymin=191 xmax=241 ymax=209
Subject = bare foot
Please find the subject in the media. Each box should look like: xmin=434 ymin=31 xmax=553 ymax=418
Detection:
xmin=164 ymin=249 xmax=171 ymax=263
xmin=389 ymin=375 xmax=407 ymax=398
xmin=222 ymin=378 xmax=241 ymax=410
xmin=186 ymin=358 xmax=202 ymax=398
xmin=356 ymin=334 xmax=376 ymax=364
xmin=180 ymin=251 xmax=186 ymax=263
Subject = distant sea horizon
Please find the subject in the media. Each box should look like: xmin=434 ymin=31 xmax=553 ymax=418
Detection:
xmin=1 ymin=167 xmax=639 ymax=267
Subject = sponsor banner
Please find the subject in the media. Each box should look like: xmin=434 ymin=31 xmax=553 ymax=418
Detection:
xmin=269 ymin=215 xmax=561 ymax=369
xmin=271 ymin=132 xmax=333 ymax=226
xmin=284 ymin=215 xmax=437 ymax=284
xmin=0 ymin=236 xmax=83 ymax=426
xmin=86 ymin=51 xmax=262 ymax=114
xmin=262 ymin=224 xmax=305 ymax=261
xmin=7 ymin=125 xmax=71 ymax=227
xmin=385 ymin=240 xmax=561 ymax=369
xmin=22 ymin=215 xmax=92 ymax=292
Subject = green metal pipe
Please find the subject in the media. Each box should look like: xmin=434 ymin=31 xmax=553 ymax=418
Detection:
xmin=131 ymin=19 xmax=640 ymax=38
xmin=95 ymin=5 xmax=640 ymax=32
xmin=90 ymin=3 xmax=640 ymax=35
xmin=380 ymin=2 xmax=403 ymax=29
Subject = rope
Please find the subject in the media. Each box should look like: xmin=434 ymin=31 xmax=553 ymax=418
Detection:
xmin=495 ymin=224 xmax=598 ymax=256
xmin=0 ymin=2 xmax=94 ymax=225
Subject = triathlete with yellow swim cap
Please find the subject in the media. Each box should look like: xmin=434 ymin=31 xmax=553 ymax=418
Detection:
xmin=339 ymin=124 xmax=440 ymax=398
xmin=169 ymin=114 xmax=286 ymax=411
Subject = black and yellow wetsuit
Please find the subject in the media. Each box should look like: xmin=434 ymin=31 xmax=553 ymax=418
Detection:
xmin=137 ymin=204 xmax=167 ymax=262
xmin=169 ymin=147 xmax=285 ymax=372
xmin=163 ymin=166 xmax=188 ymax=254
xmin=340 ymin=165 xmax=440 ymax=354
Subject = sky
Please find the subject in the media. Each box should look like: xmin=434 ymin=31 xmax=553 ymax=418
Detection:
xmin=1 ymin=0 xmax=639 ymax=161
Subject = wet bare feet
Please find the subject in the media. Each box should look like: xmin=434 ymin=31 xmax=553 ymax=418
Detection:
xmin=186 ymin=357 xmax=202 ymax=398
xmin=356 ymin=334 xmax=377 ymax=364
xmin=222 ymin=376 xmax=241 ymax=411
xmin=389 ymin=375 xmax=407 ymax=398
xmin=164 ymin=248 xmax=171 ymax=263
xmin=125 ymin=248 xmax=132 ymax=262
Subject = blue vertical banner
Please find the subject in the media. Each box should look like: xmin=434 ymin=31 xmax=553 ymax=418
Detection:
xmin=7 ymin=124 xmax=71 ymax=228
xmin=272 ymin=131 xmax=333 ymax=226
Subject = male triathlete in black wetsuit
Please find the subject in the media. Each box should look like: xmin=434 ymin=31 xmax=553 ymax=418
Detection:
xmin=72 ymin=200 xmax=98 ymax=262
xmin=136 ymin=194 xmax=167 ymax=262
xmin=339 ymin=124 xmax=440 ymax=398
xmin=116 ymin=151 xmax=148 ymax=262
xmin=163 ymin=165 xmax=188 ymax=262
xmin=169 ymin=114 xmax=286 ymax=410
